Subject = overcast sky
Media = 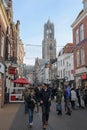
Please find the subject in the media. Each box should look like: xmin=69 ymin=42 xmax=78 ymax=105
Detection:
xmin=13 ymin=0 xmax=83 ymax=65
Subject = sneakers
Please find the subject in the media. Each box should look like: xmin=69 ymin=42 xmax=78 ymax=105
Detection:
xmin=29 ymin=122 xmax=33 ymax=128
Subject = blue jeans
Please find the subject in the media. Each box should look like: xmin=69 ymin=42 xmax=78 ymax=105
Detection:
xmin=28 ymin=108 xmax=34 ymax=123
xmin=41 ymin=105 xmax=50 ymax=125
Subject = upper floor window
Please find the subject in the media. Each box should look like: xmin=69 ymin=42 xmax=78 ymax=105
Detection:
xmin=80 ymin=24 xmax=84 ymax=41
xmin=81 ymin=48 xmax=85 ymax=65
xmin=76 ymin=50 xmax=80 ymax=67
xmin=76 ymin=29 xmax=79 ymax=44
xmin=1 ymin=32 xmax=5 ymax=57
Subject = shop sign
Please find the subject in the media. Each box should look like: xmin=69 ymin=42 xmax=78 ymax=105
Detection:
xmin=82 ymin=74 xmax=87 ymax=80
xmin=9 ymin=68 xmax=15 ymax=74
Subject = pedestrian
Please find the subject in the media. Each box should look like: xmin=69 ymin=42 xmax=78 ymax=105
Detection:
xmin=64 ymin=84 xmax=71 ymax=115
xmin=83 ymin=87 xmax=87 ymax=107
xmin=40 ymin=83 xmax=51 ymax=129
xmin=56 ymin=87 xmax=62 ymax=115
xmin=34 ymin=86 xmax=41 ymax=113
xmin=71 ymin=87 xmax=77 ymax=109
xmin=75 ymin=87 xmax=82 ymax=108
xmin=26 ymin=90 xmax=36 ymax=128
xmin=23 ymin=86 xmax=30 ymax=114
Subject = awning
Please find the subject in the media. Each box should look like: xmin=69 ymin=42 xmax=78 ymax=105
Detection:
xmin=12 ymin=77 xmax=32 ymax=84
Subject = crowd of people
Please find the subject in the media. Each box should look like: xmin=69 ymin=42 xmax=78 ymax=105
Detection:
xmin=23 ymin=83 xmax=87 ymax=129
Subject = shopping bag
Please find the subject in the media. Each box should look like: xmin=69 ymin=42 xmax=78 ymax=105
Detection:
xmin=56 ymin=104 xmax=61 ymax=111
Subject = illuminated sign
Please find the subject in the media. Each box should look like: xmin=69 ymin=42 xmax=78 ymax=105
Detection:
xmin=9 ymin=68 xmax=15 ymax=74
xmin=82 ymin=74 xmax=87 ymax=80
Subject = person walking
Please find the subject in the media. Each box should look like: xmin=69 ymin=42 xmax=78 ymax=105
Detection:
xmin=83 ymin=87 xmax=87 ymax=107
xmin=34 ymin=86 xmax=41 ymax=113
xmin=71 ymin=87 xmax=77 ymax=109
xmin=75 ymin=87 xmax=82 ymax=108
xmin=64 ymin=84 xmax=71 ymax=115
xmin=56 ymin=87 xmax=62 ymax=115
xmin=40 ymin=83 xmax=51 ymax=129
xmin=26 ymin=90 xmax=36 ymax=128
xmin=23 ymin=86 xmax=30 ymax=114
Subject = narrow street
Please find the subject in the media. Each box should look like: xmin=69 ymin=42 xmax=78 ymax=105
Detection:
xmin=9 ymin=101 xmax=87 ymax=130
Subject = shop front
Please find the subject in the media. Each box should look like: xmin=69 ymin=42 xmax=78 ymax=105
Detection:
xmin=9 ymin=87 xmax=25 ymax=102
xmin=75 ymin=67 xmax=87 ymax=88
xmin=82 ymin=73 xmax=87 ymax=88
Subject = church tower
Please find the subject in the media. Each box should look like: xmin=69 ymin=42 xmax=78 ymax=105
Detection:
xmin=83 ymin=0 xmax=87 ymax=10
xmin=42 ymin=20 xmax=56 ymax=60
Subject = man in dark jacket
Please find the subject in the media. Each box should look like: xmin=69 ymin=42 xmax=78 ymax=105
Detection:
xmin=40 ymin=83 xmax=51 ymax=129
xmin=23 ymin=87 xmax=30 ymax=113
xmin=64 ymin=85 xmax=71 ymax=115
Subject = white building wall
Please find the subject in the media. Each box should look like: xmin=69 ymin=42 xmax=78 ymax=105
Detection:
xmin=57 ymin=53 xmax=74 ymax=81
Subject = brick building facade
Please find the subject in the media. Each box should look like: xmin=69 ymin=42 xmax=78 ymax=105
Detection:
xmin=71 ymin=0 xmax=87 ymax=88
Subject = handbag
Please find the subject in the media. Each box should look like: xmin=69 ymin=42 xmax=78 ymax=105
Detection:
xmin=56 ymin=104 xmax=61 ymax=111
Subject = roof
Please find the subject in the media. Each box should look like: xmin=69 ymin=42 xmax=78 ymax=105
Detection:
xmin=76 ymin=10 xmax=83 ymax=20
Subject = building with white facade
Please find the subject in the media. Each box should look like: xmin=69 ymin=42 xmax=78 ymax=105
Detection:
xmin=57 ymin=43 xmax=74 ymax=87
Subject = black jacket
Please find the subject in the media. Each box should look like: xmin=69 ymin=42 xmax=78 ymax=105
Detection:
xmin=27 ymin=95 xmax=36 ymax=109
xmin=40 ymin=88 xmax=51 ymax=107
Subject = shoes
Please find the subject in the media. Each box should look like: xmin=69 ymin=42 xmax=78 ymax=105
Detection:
xmin=45 ymin=120 xmax=48 ymax=125
xmin=65 ymin=112 xmax=71 ymax=116
xmin=42 ymin=124 xmax=46 ymax=129
xmin=29 ymin=122 xmax=33 ymax=128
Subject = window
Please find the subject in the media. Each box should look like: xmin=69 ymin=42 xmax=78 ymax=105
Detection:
xmin=63 ymin=60 xmax=65 ymax=66
xmin=76 ymin=29 xmax=79 ymax=44
xmin=76 ymin=50 xmax=80 ymax=67
xmin=63 ymin=69 xmax=65 ymax=77
xmin=80 ymin=24 xmax=84 ymax=41
xmin=61 ymin=60 xmax=62 ymax=66
xmin=49 ymin=44 xmax=53 ymax=50
xmin=81 ymin=48 xmax=85 ymax=65
xmin=61 ymin=70 xmax=62 ymax=78
xmin=1 ymin=33 xmax=5 ymax=57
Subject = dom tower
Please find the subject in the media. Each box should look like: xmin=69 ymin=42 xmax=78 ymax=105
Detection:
xmin=42 ymin=20 xmax=56 ymax=60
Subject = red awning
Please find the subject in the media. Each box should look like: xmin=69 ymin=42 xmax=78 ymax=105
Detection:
xmin=12 ymin=78 xmax=31 ymax=84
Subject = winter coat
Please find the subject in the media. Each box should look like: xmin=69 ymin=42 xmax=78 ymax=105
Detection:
xmin=27 ymin=95 xmax=36 ymax=109
xmin=71 ymin=90 xmax=77 ymax=101
xmin=40 ymin=88 xmax=51 ymax=107
xmin=56 ymin=90 xmax=62 ymax=104
xmin=64 ymin=86 xmax=71 ymax=100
